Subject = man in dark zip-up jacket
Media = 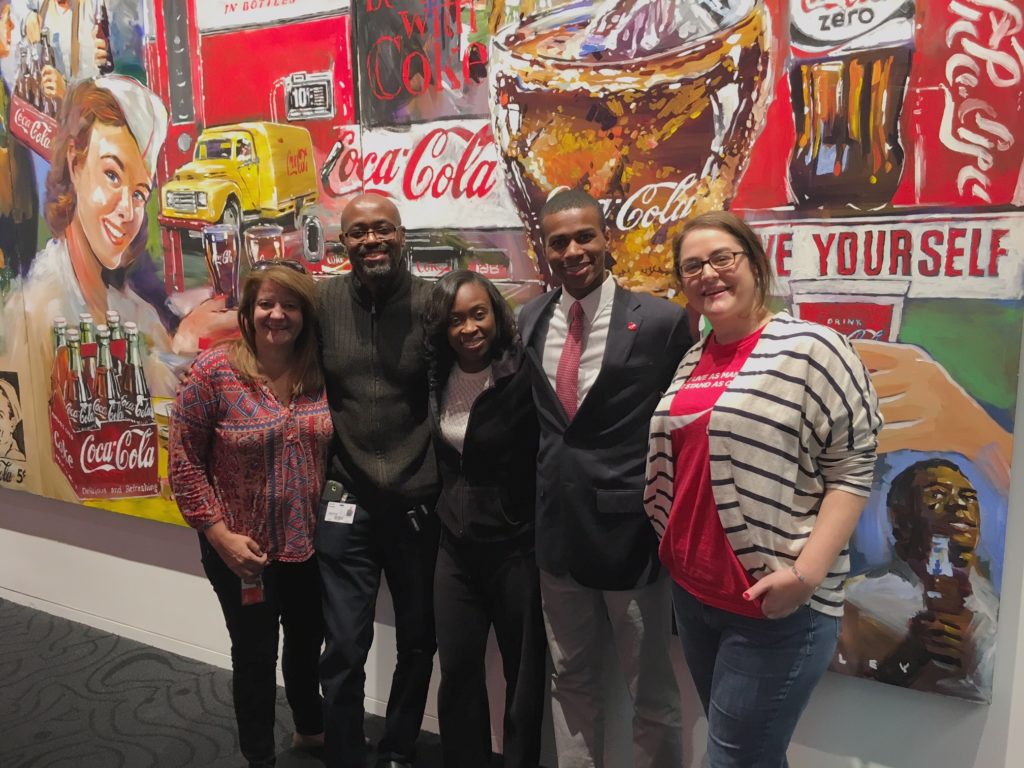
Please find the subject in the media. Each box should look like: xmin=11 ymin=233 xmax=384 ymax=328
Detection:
xmin=315 ymin=193 xmax=439 ymax=768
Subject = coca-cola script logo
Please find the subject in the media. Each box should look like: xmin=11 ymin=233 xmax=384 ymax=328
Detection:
xmin=95 ymin=396 xmax=126 ymax=425
xmin=607 ymin=174 xmax=701 ymax=232
xmin=411 ymin=261 xmax=452 ymax=277
xmin=11 ymin=99 xmax=56 ymax=154
xmin=287 ymin=147 xmax=310 ymax=176
xmin=0 ymin=458 xmax=27 ymax=485
xmin=323 ymin=125 xmax=497 ymax=202
xmin=551 ymin=174 xmax=702 ymax=234
xmin=792 ymin=0 xmax=912 ymax=47
xmin=801 ymin=0 xmax=871 ymax=11
xmin=80 ymin=428 xmax=156 ymax=474
xmin=797 ymin=300 xmax=896 ymax=342
xmin=941 ymin=0 xmax=1022 ymax=203
xmin=66 ymin=400 xmax=97 ymax=431
xmin=124 ymin=395 xmax=154 ymax=423
xmin=52 ymin=430 xmax=74 ymax=466
xmin=845 ymin=328 xmax=886 ymax=340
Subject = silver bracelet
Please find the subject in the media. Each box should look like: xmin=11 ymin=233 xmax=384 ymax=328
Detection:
xmin=791 ymin=564 xmax=807 ymax=583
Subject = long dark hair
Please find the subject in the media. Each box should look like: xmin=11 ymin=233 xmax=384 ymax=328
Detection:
xmin=423 ymin=270 xmax=518 ymax=391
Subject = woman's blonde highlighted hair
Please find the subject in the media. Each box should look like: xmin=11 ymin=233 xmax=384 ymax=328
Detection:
xmin=231 ymin=264 xmax=323 ymax=396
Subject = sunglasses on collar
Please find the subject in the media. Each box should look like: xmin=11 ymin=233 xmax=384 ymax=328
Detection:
xmin=251 ymin=259 xmax=308 ymax=274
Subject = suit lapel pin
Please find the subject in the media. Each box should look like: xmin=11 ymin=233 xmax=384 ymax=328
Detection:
xmin=627 ymin=321 xmax=638 ymax=331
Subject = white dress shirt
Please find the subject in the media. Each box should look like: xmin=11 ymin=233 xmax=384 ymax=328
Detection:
xmin=540 ymin=273 xmax=616 ymax=412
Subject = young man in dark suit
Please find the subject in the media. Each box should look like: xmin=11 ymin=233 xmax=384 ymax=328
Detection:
xmin=517 ymin=189 xmax=692 ymax=767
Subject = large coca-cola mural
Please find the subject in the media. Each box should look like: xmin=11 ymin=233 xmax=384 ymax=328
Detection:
xmin=491 ymin=0 xmax=773 ymax=292
xmin=0 ymin=0 xmax=1021 ymax=703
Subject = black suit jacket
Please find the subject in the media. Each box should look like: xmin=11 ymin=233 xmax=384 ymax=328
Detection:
xmin=519 ymin=282 xmax=692 ymax=590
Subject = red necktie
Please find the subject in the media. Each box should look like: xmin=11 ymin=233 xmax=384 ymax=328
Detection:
xmin=556 ymin=301 xmax=584 ymax=420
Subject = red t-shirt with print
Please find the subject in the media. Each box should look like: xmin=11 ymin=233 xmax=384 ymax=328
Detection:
xmin=659 ymin=327 xmax=765 ymax=618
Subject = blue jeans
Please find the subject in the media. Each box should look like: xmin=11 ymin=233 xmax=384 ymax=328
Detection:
xmin=671 ymin=583 xmax=839 ymax=768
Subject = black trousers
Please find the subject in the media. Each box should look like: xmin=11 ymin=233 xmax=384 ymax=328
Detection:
xmin=199 ymin=535 xmax=324 ymax=764
xmin=315 ymin=501 xmax=439 ymax=768
xmin=434 ymin=531 xmax=547 ymax=768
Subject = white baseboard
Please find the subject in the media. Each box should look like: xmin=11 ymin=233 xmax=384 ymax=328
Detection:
xmin=1 ymin=585 xmax=232 ymax=669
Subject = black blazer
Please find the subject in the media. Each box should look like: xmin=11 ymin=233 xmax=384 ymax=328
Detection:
xmin=519 ymin=283 xmax=692 ymax=590
xmin=429 ymin=347 xmax=539 ymax=546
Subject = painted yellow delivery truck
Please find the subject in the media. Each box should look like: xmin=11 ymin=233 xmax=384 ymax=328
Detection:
xmin=159 ymin=122 xmax=318 ymax=231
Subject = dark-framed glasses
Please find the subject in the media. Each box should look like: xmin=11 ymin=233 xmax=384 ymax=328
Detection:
xmin=343 ymin=223 xmax=399 ymax=242
xmin=252 ymin=259 xmax=308 ymax=274
xmin=679 ymin=250 xmax=745 ymax=278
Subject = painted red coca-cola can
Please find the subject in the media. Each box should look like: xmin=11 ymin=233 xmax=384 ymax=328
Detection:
xmin=893 ymin=0 xmax=1024 ymax=207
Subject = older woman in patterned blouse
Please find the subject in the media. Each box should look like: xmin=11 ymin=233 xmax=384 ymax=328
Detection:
xmin=169 ymin=261 xmax=331 ymax=768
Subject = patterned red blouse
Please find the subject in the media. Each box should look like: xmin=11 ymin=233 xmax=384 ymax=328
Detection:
xmin=169 ymin=347 xmax=332 ymax=563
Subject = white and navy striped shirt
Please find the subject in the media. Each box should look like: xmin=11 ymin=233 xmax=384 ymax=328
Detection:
xmin=644 ymin=313 xmax=882 ymax=616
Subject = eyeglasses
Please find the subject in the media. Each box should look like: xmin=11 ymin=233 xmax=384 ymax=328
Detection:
xmin=252 ymin=259 xmax=308 ymax=274
xmin=678 ymin=250 xmax=746 ymax=278
xmin=343 ymin=223 xmax=399 ymax=242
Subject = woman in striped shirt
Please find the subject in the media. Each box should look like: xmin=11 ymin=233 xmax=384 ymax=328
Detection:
xmin=644 ymin=211 xmax=881 ymax=767
xmin=170 ymin=261 xmax=331 ymax=768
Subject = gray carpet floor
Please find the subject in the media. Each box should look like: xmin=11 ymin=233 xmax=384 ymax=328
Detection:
xmin=0 ymin=598 xmax=443 ymax=768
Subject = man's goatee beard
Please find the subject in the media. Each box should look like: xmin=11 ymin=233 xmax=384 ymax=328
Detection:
xmin=362 ymin=262 xmax=393 ymax=278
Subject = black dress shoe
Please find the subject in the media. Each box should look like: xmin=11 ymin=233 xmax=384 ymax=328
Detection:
xmin=375 ymin=761 xmax=412 ymax=768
